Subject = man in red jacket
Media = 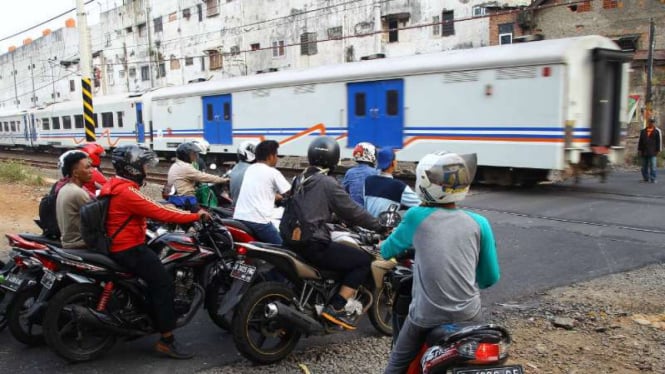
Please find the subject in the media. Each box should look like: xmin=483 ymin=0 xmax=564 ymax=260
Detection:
xmin=100 ymin=144 xmax=208 ymax=359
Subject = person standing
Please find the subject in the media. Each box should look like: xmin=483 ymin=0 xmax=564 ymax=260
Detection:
xmin=638 ymin=118 xmax=662 ymax=183
xmin=56 ymin=151 xmax=95 ymax=249
xmin=342 ymin=142 xmax=379 ymax=206
xmin=233 ymin=140 xmax=291 ymax=244
xmin=363 ymin=147 xmax=420 ymax=217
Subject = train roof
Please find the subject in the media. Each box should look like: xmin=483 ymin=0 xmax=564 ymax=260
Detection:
xmin=151 ymin=35 xmax=621 ymax=100
xmin=31 ymin=93 xmax=141 ymax=114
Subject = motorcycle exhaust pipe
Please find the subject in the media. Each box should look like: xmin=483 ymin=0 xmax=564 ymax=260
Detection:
xmin=264 ymin=301 xmax=325 ymax=335
xmin=69 ymin=305 xmax=145 ymax=337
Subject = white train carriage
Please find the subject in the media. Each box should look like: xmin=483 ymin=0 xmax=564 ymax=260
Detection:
xmin=28 ymin=94 xmax=147 ymax=150
xmin=0 ymin=110 xmax=34 ymax=149
xmin=148 ymin=35 xmax=630 ymax=183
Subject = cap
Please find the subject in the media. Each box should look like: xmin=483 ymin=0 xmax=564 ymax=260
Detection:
xmin=377 ymin=147 xmax=396 ymax=170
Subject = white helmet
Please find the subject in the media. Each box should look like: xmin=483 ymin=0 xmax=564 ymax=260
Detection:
xmin=237 ymin=140 xmax=258 ymax=163
xmin=58 ymin=150 xmax=88 ymax=177
xmin=192 ymin=139 xmax=210 ymax=155
xmin=352 ymin=142 xmax=377 ymax=166
xmin=415 ymin=151 xmax=477 ymax=205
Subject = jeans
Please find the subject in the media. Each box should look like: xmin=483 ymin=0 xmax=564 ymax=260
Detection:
xmin=239 ymin=220 xmax=283 ymax=245
xmin=110 ymin=245 xmax=176 ymax=333
xmin=641 ymin=156 xmax=657 ymax=182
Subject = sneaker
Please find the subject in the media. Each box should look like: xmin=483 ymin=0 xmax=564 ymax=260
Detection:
xmin=155 ymin=338 xmax=194 ymax=359
xmin=651 ymin=180 xmax=658 ymax=184
xmin=320 ymin=305 xmax=357 ymax=330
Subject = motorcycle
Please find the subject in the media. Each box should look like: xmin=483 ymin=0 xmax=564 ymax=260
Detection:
xmin=388 ymin=260 xmax=523 ymax=373
xmin=225 ymin=208 xmax=402 ymax=365
xmin=40 ymin=217 xmax=236 ymax=362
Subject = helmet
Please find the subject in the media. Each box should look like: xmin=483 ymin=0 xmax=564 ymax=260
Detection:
xmin=58 ymin=150 xmax=88 ymax=177
xmin=307 ymin=136 xmax=340 ymax=169
xmin=352 ymin=142 xmax=376 ymax=166
xmin=176 ymin=142 xmax=199 ymax=163
xmin=237 ymin=140 xmax=258 ymax=163
xmin=191 ymin=139 xmax=210 ymax=155
xmin=111 ymin=144 xmax=159 ymax=185
xmin=79 ymin=143 xmax=105 ymax=167
xmin=415 ymin=151 xmax=477 ymax=205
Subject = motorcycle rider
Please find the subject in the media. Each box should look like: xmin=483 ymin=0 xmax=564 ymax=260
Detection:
xmin=78 ymin=143 xmax=107 ymax=194
xmin=281 ymin=136 xmax=384 ymax=330
xmin=228 ymin=140 xmax=258 ymax=206
xmin=379 ymin=151 xmax=500 ymax=374
xmin=191 ymin=139 xmax=210 ymax=171
xmin=55 ymin=150 xmax=94 ymax=248
xmin=166 ymin=141 xmax=228 ymax=210
xmin=363 ymin=147 xmax=420 ymax=217
xmin=101 ymin=144 xmax=209 ymax=359
xmin=342 ymin=142 xmax=378 ymax=206
xmin=233 ymin=140 xmax=290 ymax=244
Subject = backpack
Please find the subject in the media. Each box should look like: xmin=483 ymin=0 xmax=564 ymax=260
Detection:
xmin=37 ymin=182 xmax=61 ymax=240
xmin=79 ymin=196 xmax=131 ymax=255
xmin=279 ymin=174 xmax=317 ymax=248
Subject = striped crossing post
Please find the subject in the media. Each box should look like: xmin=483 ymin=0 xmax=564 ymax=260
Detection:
xmin=81 ymin=77 xmax=95 ymax=141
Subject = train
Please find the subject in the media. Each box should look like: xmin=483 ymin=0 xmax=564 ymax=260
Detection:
xmin=0 ymin=35 xmax=632 ymax=185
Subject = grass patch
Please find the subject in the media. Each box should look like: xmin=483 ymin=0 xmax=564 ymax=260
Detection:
xmin=0 ymin=160 xmax=47 ymax=186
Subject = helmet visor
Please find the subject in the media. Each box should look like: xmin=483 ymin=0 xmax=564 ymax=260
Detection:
xmin=459 ymin=153 xmax=477 ymax=182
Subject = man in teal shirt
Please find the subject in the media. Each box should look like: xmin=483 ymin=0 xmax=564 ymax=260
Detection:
xmin=381 ymin=151 xmax=500 ymax=374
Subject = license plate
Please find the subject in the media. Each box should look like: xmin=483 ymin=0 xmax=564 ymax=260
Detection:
xmin=1 ymin=273 xmax=25 ymax=292
xmin=453 ymin=366 xmax=523 ymax=374
xmin=40 ymin=270 xmax=57 ymax=290
xmin=230 ymin=263 xmax=256 ymax=283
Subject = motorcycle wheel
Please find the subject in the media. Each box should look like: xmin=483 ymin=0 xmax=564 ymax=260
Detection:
xmin=8 ymin=286 xmax=44 ymax=345
xmin=0 ymin=290 xmax=8 ymax=332
xmin=231 ymin=281 xmax=302 ymax=365
xmin=368 ymin=283 xmax=394 ymax=336
xmin=205 ymin=275 xmax=233 ymax=331
xmin=43 ymin=283 xmax=116 ymax=362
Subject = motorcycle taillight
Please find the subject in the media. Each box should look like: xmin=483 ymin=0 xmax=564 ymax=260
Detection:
xmin=13 ymin=255 xmax=26 ymax=269
xmin=36 ymin=255 xmax=58 ymax=272
xmin=470 ymin=342 xmax=501 ymax=363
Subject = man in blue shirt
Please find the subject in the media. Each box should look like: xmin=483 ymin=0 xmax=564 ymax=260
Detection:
xmin=342 ymin=142 xmax=378 ymax=205
xmin=363 ymin=147 xmax=420 ymax=217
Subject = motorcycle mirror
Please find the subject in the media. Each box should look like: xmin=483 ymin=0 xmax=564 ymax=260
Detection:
xmin=209 ymin=163 xmax=217 ymax=170
xmin=378 ymin=204 xmax=401 ymax=228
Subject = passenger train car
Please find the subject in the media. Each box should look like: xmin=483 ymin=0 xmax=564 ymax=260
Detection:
xmin=0 ymin=36 xmax=631 ymax=184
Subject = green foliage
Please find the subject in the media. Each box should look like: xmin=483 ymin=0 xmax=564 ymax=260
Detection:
xmin=0 ymin=160 xmax=46 ymax=186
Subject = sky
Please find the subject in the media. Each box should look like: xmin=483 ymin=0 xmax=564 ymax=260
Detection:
xmin=0 ymin=0 xmax=106 ymax=53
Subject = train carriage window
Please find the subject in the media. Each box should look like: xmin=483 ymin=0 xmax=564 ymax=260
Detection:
xmin=117 ymin=111 xmax=124 ymax=127
xmin=10 ymin=121 xmax=15 ymax=132
xmin=42 ymin=118 xmax=50 ymax=130
xmin=4 ymin=122 xmax=8 ymax=132
xmin=62 ymin=115 xmax=72 ymax=129
xmin=206 ymin=103 xmax=214 ymax=121
xmin=355 ymin=93 xmax=366 ymax=116
xmin=17 ymin=121 xmax=20 ymax=132
xmin=223 ymin=102 xmax=231 ymax=120
xmin=386 ymin=90 xmax=399 ymax=116
xmin=102 ymin=112 xmax=114 ymax=128
xmin=74 ymin=115 xmax=83 ymax=129
xmin=52 ymin=117 xmax=61 ymax=130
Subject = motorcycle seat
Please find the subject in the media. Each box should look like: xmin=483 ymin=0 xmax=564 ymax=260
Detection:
xmin=220 ymin=219 xmax=256 ymax=237
xmin=53 ymin=248 xmax=130 ymax=274
xmin=210 ymin=206 xmax=233 ymax=218
xmin=248 ymin=242 xmax=304 ymax=260
xmin=18 ymin=233 xmax=61 ymax=248
xmin=426 ymin=322 xmax=494 ymax=346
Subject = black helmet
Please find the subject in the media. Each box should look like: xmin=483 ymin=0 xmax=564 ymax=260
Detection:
xmin=111 ymin=144 xmax=158 ymax=185
xmin=176 ymin=142 xmax=199 ymax=163
xmin=307 ymin=136 xmax=340 ymax=169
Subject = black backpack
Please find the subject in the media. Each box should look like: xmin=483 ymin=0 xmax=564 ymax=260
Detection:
xmin=37 ymin=182 xmax=61 ymax=240
xmin=79 ymin=196 xmax=131 ymax=255
xmin=279 ymin=174 xmax=317 ymax=248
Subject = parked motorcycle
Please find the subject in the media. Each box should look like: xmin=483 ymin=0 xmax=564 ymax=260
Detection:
xmin=226 ymin=209 xmax=401 ymax=365
xmin=41 ymin=217 xmax=235 ymax=362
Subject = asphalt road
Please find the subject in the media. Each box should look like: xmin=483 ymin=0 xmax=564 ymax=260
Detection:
xmin=1 ymin=170 xmax=664 ymax=373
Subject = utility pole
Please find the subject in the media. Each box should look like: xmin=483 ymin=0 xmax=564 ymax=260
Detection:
xmin=645 ymin=18 xmax=655 ymax=125
xmin=48 ymin=58 xmax=57 ymax=103
xmin=146 ymin=2 xmax=155 ymax=88
xmin=10 ymin=52 xmax=19 ymax=109
xmin=76 ymin=0 xmax=96 ymax=141
xmin=28 ymin=57 xmax=36 ymax=107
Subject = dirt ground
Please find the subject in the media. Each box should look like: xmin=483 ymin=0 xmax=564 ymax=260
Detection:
xmin=0 ymin=181 xmax=51 ymax=256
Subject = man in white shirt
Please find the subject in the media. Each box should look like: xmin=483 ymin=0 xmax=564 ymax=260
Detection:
xmin=233 ymin=140 xmax=291 ymax=244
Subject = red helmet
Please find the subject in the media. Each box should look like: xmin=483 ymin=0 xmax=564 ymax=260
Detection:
xmin=79 ymin=143 xmax=106 ymax=167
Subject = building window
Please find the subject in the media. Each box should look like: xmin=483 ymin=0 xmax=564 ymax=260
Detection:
xmin=102 ymin=112 xmax=114 ymax=128
xmin=442 ymin=10 xmax=455 ymax=36
xmin=472 ymin=6 xmax=486 ymax=17
xmin=141 ymin=65 xmax=150 ymax=81
xmin=197 ymin=4 xmax=203 ymax=22
xmin=125 ymin=26 xmax=133 ymax=34
xmin=104 ymin=32 xmax=111 ymax=47
xmin=185 ymin=57 xmax=194 ymax=66
xmin=388 ymin=19 xmax=399 ymax=43
xmin=327 ymin=26 xmax=343 ymax=40
xmin=154 ymin=17 xmax=163 ymax=33
xmin=499 ymin=23 xmax=513 ymax=45
xmin=138 ymin=23 xmax=146 ymax=37
xmin=107 ymin=65 xmax=114 ymax=86
xmin=117 ymin=111 xmax=124 ymax=127
xmin=206 ymin=0 xmax=219 ymax=17
xmin=129 ymin=67 xmax=136 ymax=77
xmin=157 ymin=63 xmax=166 ymax=78
xmin=62 ymin=116 xmax=72 ymax=129
xmin=250 ymin=43 xmax=260 ymax=51
xmin=432 ymin=16 xmax=440 ymax=36
xmin=300 ymin=32 xmax=318 ymax=56
xmin=51 ymin=117 xmax=61 ymax=130
xmin=74 ymin=115 xmax=83 ymax=129
xmin=209 ymin=50 xmax=222 ymax=70
xmin=603 ymin=0 xmax=618 ymax=9
xmin=119 ymin=70 xmax=125 ymax=78
xmin=272 ymin=40 xmax=285 ymax=57
xmin=183 ymin=8 xmax=191 ymax=20
xmin=168 ymin=12 xmax=177 ymax=22
xmin=230 ymin=46 xmax=240 ymax=55
xmin=200 ymin=56 xmax=205 ymax=71
xmin=572 ymin=1 xmax=592 ymax=11
xmin=170 ymin=55 xmax=180 ymax=70
xmin=69 ymin=79 xmax=75 ymax=92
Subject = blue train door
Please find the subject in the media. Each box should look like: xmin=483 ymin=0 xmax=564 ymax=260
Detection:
xmin=135 ymin=103 xmax=145 ymax=143
xmin=202 ymin=94 xmax=233 ymax=145
xmin=347 ymin=79 xmax=404 ymax=149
